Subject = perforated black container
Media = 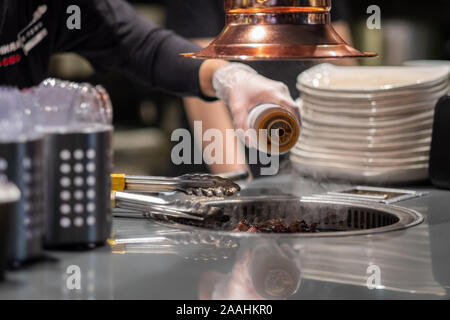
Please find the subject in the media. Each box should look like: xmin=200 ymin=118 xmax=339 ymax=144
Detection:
xmin=43 ymin=127 xmax=113 ymax=249
xmin=0 ymin=138 xmax=45 ymax=266
xmin=0 ymin=183 xmax=20 ymax=280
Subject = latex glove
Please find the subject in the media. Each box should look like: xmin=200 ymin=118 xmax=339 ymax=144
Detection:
xmin=213 ymin=63 xmax=300 ymax=132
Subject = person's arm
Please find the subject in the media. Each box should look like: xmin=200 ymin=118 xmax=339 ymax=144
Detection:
xmin=183 ymin=96 xmax=249 ymax=175
xmin=54 ymin=0 xmax=211 ymax=99
xmin=198 ymin=59 xmax=230 ymax=98
xmin=54 ymin=0 xmax=298 ymax=146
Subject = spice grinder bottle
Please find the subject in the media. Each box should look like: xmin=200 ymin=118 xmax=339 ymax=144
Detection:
xmin=246 ymin=103 xmax=300 ymax=154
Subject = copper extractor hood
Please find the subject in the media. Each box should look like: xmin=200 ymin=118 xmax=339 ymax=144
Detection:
xmin=182 ymin=0 xmax=377 ymax=61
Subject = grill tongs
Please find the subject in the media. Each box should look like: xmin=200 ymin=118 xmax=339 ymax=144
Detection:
xmin=111 ymin=191 xmax=222 ymax=221
xmin=111 ymin=170 xmax=248 ymax=197
xmin=111 ymin=171 xmax=249 ymax=221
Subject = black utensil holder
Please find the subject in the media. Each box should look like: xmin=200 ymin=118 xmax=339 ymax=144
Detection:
xmin=43 ymin=128 xmax=113 ymax=249
xmin=0 ymin=138 xmax=45 ymax=266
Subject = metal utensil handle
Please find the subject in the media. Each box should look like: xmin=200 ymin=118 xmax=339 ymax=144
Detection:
xmin=126 ymin=176 xmax=179 ymax=183
xmin=127 ymin=176 xmax=215 ymax=187
xmin=145 ymin=206 xmax=205 ymax=221
xmin=114 ymin=175 xmax=218 ymax=190
xmin=112 ymin=192 xmax=204 ymax=221
xmin=113 ymin=191 xmax=168 ymax=206
xmin=218 ymin=169 xmax=250 ymax=181
xmin=111 ymin=174 xmax=180 ymax=192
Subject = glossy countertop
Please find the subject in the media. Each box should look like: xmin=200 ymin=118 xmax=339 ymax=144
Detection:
xmin=0 ymin=174 xmax=449 ymax=300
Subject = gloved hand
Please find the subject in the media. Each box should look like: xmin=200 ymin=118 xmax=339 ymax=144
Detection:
xmin=213 ymin=63 xmax=300 ymax=132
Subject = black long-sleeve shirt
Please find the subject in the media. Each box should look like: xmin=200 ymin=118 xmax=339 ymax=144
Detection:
xmin=0 ymin=0 xmax=204 ymax=97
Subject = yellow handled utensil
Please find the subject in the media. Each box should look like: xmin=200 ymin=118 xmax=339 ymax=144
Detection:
xmin=110 ymin=170 xmax=248 ymax=197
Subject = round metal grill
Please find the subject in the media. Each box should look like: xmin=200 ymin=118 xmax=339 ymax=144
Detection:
xmin=151 ymin=197 xmax=424 ymax=238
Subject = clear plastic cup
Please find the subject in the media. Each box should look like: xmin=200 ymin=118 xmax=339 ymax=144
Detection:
xmin=0 ymin=87 xmax=38 ymax=143
xmin=33 ymin=79 xmax=113 ymax=133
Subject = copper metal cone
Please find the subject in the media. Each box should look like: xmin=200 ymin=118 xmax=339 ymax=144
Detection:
xmin=182 ymin=0 xmax=376 ymax=61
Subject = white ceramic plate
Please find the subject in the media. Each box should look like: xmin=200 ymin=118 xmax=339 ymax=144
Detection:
xmin=300 ymin=106 xmax=434 ymax=129
xmin=291 ymin=153 xmax=429 ymax=170
xmin=300 ymin=96 xmax=440 ymax=117
xmin=301 ymin=102 xmax=435 ymax=123
xmin=403 ymin=60 xmax=450 ymax=92
xmin=297 ymin=79 xmax=448 ymax=101
xmin=300 ymin=118 xmax=434 ymax=136
xmin=297 ymin=134 xmax=431 ymax=152
xmin=290 ymin=148 xmax=429 ymax=167
xmin=299 ymin=127 xmax=432 ymax=144
xmin=291 ymin=156 xmax=429 ymax=185
xmin=293 ymin=141 xmax=430 ymax=159
xmin=298 ymin=82 xmax=448 ymax=107
xmin=297 ymin=63 xmax=449 ymax=93
xmin=404 ymin=60 xmax=450 ymax=68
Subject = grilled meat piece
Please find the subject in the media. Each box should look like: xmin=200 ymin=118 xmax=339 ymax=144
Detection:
xmin=232 ymin=219 xmax=318 ymax=234
xmin=233 ymin=221 xmax=250 ymax=232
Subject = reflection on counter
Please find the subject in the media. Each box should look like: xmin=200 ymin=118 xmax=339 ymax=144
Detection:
xmin=111 ymin=204 xmax=446 ymax=299
xmin=200 ymin=241 xmax=302 ymax=300
xmin=297 ymin=225 xmax=445 ymax=297
xmin=0 ymin=250 xmax=115 ymax=300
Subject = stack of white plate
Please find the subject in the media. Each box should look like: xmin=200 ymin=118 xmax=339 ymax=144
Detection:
xmin=403 ymin=60 xmax=450 ymax=92
xmin=292 ymin=63 xmax=449 ymax=185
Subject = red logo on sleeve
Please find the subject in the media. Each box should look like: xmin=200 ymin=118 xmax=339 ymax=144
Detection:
xmin=0 ymin=54 xmax=21 ymax=68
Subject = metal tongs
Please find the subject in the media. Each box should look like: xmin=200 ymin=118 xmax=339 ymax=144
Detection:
xmin=111 ymin=170 xmax=248 ymax=197
xmin=112 ymin=170 xmax=249 ymax=221
xmin=111 ymin=191 xmax=221 ymax=221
